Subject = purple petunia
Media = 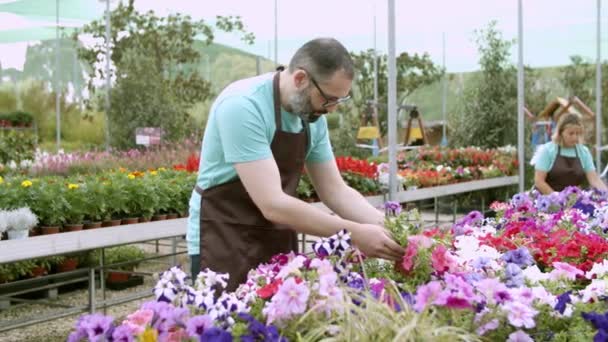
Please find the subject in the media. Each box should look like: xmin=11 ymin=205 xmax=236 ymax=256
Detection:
xmin=582 ymin=310 xmax=608 ymax=341
xmin=504 ymin=263 xmax=525 ymax=288
xmin=554 ymin=291 xmax=572 ymax=315
xmin=383 ymin=201 xmax=402 ymax=216
xmin=502 ymin=247 xmax=535 ymax=267
xmin=200 ymin=326 xmax=233 ymax=342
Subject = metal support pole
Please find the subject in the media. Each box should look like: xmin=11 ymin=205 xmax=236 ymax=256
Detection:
xmin=88 ymin=268 xmax=96 ymax=313
xmin=373 ymin=2 xmax=378 ymax=105
xmin=171 ymin=237 xmax=177 ymax=266
xmin=55 ymin=0 xmax=61 ymax=152
xmin=452 ymin=198 xmax=457 ymax=223
xmin=274 ymin=0 xmax=278 ymax=66
xmin=517 ymin=0 xmax=525 ymax=193
xmin=104 ymin=0 xmax=111 ymax=151
xmin=434 ymin=197 xmax=439 ymax=224
xmin=300 ymin=233 xmax=306 ymax=254
xmin=596 ymin=0 xmax=603 ymax=172
xmin=100 ymin=248 xmax=106 ymax=314
xmin=441 ymin=32 xmax=448 ymax=146
xmin=387 ymin=0 xmax=398 ymax=200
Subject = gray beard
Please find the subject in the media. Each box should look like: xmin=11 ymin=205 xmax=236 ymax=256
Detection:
xmin=286 ymin=88 xmax=323 ymax=123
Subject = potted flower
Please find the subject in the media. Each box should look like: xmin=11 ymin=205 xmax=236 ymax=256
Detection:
xmin=32 ymin=181 xmax=68 ymax=234
xmin=100 ymin=175 xmax=127 ymax=227
xmin=5 ymin=207 xmax=38 ymax=239
xmin=0 ymin=210 xmax=7 ymax=239
xmin=82 ymin=180 xmax=107 ymax=229
xmin=98 ymin=246 xmax=146 ymax=289
xmin=63 ymin=183 xmax=86 ymax=231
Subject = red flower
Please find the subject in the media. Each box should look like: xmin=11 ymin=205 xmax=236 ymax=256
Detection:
xmin=256 ymin=278 xmax=283 ymax=299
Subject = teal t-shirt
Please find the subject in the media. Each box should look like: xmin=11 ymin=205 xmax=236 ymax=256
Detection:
xmin=533 ymin=142 xmax=595 ymax=172
xmin=186 ymin=72 xmax=335 ymax=255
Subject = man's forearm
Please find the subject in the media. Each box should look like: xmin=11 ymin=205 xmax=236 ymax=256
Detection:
xmin=320 ymin=185 xmax=385 ymax=225
xmin=264 ymin=194 xmax=360 ymax=237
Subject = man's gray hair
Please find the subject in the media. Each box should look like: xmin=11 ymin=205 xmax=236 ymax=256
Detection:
xmin=288 ymin=38 xmax=354 ymax=83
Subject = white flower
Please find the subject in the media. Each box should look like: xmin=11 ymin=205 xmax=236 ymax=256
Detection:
xmin=0 ymin=211 xmax=8 ymax=233
xmin=276 ymin=255 xmax=307 ymax=279
xmin=522 ymin=265 xmax=550 ymax=284
xmin=580 ymin=279 xmax=607 ymax=303
xmin=154 ymin=278 xmax=177 ymax=302
xmin=165 ymin=266 xmax=188 ymax=288
xmin=196 ymin=268 xmax=229 ymax=290
xmin=531 ymin=286 xmax=557 ymax=307
xmin=6 ymin=208 xmax=38 ymax=231
xmin=586 ymin=260 xmax=608 ymax=279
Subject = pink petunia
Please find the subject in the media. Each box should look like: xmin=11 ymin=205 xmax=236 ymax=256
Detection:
xmin=503 ymin=302 xmax=538 ymax=328
xmin=431 ymin=245 xmax=457 ymax=275
xmin=400 ymin=243 xmax=418 ymax=273
xmin=271 ymin=277 xmax=310 ymax=317
xmin=413 ymin=281 xmax=443 ymax=312
xmin=122 ymin=309 xmax=154 ymax=335
xmin=550 ymin=262 xmax=584 ymax=281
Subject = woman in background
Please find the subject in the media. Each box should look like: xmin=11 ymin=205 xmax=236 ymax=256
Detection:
xmin=532 ymin=112 xmax=607 ymax=194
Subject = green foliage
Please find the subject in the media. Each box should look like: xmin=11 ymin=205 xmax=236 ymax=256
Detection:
xmin=92 ymin=246 xmax=146 ymax=271
xmin=449 ymin=21 xmax=546 ymax=149
xmin=74 ymin=0 xmax=255 ymax=149
xmin=562 ymin=55 xmax=594 ymax=104
xmin=0 ymin=129 xmax=35 ymax=165
xmin=350 ymin=49 xmax=443 ymax=135
xmin=329 ymin=106 xmax=371 ymax=159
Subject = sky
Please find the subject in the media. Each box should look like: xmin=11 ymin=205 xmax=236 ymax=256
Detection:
xmin=0 ymin=0 xmax=607 ymax=72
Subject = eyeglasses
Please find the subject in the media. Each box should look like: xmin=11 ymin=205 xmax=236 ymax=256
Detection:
xmin=299 ymin=68 xmax=351 ymax=108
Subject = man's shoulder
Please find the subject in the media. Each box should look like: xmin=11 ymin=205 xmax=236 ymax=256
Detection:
xmin=217 ymin=73 xmax=273 ymax=103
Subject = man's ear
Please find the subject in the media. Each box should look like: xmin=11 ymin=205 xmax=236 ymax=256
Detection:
xmin=292 ymin=69 xmax=308 ymax=89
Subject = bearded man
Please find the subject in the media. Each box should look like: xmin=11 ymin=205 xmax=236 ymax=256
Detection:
xmin=188 ymin=37 xmax=403 ymax=290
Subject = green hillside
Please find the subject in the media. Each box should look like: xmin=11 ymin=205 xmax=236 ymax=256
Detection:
xmin=407 ymin=65 xmax=570 ymax=122
xmin=0 ymin=39 xmax=275 ymax=93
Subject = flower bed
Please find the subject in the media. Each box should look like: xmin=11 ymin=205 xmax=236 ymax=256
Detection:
xmin=393 ymin=146 xmax=518 ymax=189
xmin=67 ymin=186 xmax=608 ymax=341
xmin=0 ymin=168 xmax=195 ymax=232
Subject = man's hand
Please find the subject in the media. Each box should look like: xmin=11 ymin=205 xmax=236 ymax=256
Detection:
xmin=349 ymin=223 xmax=404 ymax=261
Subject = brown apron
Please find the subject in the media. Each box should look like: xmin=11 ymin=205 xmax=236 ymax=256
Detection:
xmin=545 ymin=145 xmax=586 ymax=192
xmin=197 ymin=68 xmax=309 ymax=291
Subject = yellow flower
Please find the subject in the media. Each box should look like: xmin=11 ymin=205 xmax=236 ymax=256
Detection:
xmin=119 ymin=167 xmax=127 ymax=173
xmin=128 ymin=174 xmax=136 ymax=180
xmin=68 ymin=183 xmax=79 ymax=190
xmin=21 ymin=180 xmax=33 ymax=187
xmin=158 ymin=167 xmax=166 ymax=172
xmin=0 ymin=176 xmax=3 ymax=184
xmin=150 ymin=171 xmax=158 ymax=176
xmin=140 ymin=328 xmax=158 ymax=342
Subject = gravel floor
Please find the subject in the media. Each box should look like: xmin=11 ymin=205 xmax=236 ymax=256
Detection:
xmin=0 ymin=240 xmax=190 ymax=342
xmin=0 ymin=210 xmax=461 ymax=341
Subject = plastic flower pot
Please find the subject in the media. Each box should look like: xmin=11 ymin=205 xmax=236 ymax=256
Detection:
xmin=102 ymin=219 xmax=122 ymax=227
xmin=106 ymin=271 xmax=130 ymax=283
xmin=152 ymin=214 xmax=167 ymax=221
xmin=7 ymin=230 xmax=28 ymax=240
xmin=64 ymin=224 xmax=84 ymax=232
xmin=56 ymin=258 xmax=79 ymax=273
xmin=83 ymin=221 xmax=102 ymax=229
xmin=41 ymin=226 xmax=60 ymax=235
xmin=121 ymin=217 xmax=139 ymax=225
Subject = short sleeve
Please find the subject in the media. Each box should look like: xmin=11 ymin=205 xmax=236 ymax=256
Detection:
xmin=215 ymin=96 xmax=273 ymax=163
xmin=533 ymin=143 xmax=554 ymax=172
xmin=306 ymin=117 xmax=335 ymax=163
xmin=578 ymin=145 xmax=596 ymax=172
